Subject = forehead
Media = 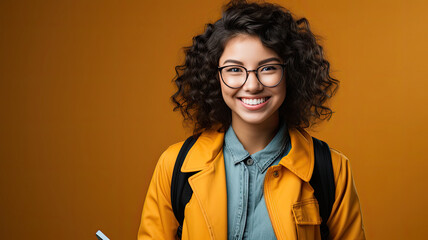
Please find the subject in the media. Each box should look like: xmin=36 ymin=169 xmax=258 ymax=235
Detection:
xmin=219 ymin=34 xmax=280 ymax=66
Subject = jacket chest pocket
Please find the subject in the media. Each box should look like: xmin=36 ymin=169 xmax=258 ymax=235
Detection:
xmin=292 ymin=199 xmax=322 ymax=240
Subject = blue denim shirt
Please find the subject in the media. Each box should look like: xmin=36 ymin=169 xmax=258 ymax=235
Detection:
xmin=224 ymin=122 xmax=291 ymax=240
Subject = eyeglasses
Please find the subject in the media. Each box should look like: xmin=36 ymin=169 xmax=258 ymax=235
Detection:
xmin=218 ymin=63 xmax=286 ymax=89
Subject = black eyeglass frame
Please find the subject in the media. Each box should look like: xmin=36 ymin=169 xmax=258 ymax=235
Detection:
xmin=217 ymin=63 xmax=286 ymax=89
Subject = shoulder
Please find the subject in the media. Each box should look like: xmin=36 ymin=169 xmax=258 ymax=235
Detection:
xmin=156 ymin=129 xmax=225 ymax=177
xmin=161 ymin=141 xmax=186 ymax=163
xmin=155 ymin=140 xmax=186 ymax=181
xmin=329 ymin=147 xmax=354 ymax=188
xmin=324 ymin=147 xmax=366 ymax=238
xmin=146 ymin=140 xmax=187 ymax=199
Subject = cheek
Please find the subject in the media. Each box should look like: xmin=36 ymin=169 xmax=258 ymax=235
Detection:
xmin=218 ymin=76 xmax=229 ymax=98
xmin=219 ymin=81 xmax=229 ymax=101
xmin=275 ymin=82 xmax=287 ymax=105
xmin=220 ymin=86 xmax=232 ymax=102
xmin=219 ymin=82 xmax=237 ymax=108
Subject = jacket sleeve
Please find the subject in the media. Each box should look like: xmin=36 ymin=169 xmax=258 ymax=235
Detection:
xmin=138 ymin=145 xmax=180 ymax=240
xmin=327 ymin=150 xmax=366 ymax=240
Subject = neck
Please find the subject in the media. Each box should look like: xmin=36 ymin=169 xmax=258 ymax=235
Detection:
xmin=231 ymin=114 xmax=280 ymax=155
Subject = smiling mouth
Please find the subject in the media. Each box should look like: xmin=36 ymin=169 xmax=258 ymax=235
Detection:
xmin=239 ymin=97 xmax=270 ymax=105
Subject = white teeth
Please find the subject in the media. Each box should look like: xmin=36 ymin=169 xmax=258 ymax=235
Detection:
xmin=241 ymin=97 xmax=267 ymax=105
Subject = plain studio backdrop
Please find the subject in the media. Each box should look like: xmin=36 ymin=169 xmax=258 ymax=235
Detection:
xmin=1 ymin=0 xmax=427 ymax=239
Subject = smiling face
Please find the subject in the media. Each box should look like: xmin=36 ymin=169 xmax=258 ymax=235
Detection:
xmin=218 ymin=34 xmax=286 ymax=129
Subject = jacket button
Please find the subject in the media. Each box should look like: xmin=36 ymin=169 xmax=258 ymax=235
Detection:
xmin=273 ymin=170 xmax=279 ymax=178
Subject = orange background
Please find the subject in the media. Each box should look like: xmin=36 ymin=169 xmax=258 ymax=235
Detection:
xmin=1 ymin=0 xmax=427 ymax=239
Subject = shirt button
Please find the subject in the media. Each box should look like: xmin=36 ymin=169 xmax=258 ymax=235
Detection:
xmin=245 ymin=158 xmax=254 ymax=166
xmin=273 ymin=170 xmax=279 ymax=178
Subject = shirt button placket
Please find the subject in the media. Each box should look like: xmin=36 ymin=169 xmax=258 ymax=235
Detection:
xmin=245 ymin=158 xmax=254 ymax=166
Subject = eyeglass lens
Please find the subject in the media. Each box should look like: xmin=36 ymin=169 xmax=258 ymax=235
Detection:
xmin=220 ymin=64 xmax=283 ymax=88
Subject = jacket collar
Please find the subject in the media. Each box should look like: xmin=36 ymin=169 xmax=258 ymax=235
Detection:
xmin=279 ymin=128 xmax=314 ymax=182
xmin=181 ymin=128 xmax=315 ymax=182
xmin=181 ymin=130 xmax=225 ymax=172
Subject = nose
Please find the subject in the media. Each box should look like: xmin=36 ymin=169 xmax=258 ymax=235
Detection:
xmin=242 ymin=71 xmax=263 ymax=92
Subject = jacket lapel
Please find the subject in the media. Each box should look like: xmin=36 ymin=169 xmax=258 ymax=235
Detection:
xmin=181 ymin=131 xmax=228 ymax=239
xmin=266 ymin=128 xmax=317 ymax=239
xmin=280 ymin=128 xmax=314 ymax=182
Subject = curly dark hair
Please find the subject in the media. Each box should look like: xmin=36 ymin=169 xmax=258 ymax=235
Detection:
xmin=171 ymin=0 xmax=339 ymax=134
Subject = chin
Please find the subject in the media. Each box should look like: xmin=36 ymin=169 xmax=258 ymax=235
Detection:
xmin=234 ymin=112 xmax=278 ymax=127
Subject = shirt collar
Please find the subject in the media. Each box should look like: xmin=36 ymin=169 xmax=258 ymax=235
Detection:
xmin=252 ymin=122 xmax=289 ymax=172
xmin=224 ymin=126 xmax=250 ymax=164
xmin=181 ymin=128 xmax=314 ymax=182
xmin=223 ymin=121 xmax=289 ymax=172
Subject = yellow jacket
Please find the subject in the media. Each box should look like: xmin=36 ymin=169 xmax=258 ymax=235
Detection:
xmin=138 ymin=128 xmax=366 ymax=239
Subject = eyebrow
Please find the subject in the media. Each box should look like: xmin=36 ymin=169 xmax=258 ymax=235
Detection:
xmin=222 ymin=57 xmax=282 ymax=66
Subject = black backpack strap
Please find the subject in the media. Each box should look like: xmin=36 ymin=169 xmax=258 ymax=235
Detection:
xmin=310 ymin=137 xmax=336 ymax=240
xmin=171 ymin=135 xmax=200 ymax=239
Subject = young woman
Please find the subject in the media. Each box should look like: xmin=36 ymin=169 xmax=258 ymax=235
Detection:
xmin=138 ymin=1 xmax=365 ymax=239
